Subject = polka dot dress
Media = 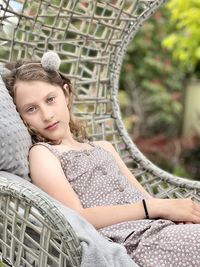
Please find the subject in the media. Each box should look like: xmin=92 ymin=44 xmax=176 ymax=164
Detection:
xmin=38 ymin=141 xmax=200 ymax=267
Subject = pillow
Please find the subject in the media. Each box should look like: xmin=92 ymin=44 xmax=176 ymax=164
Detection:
xmin=0 ymin=71 xmax=32 ymax=181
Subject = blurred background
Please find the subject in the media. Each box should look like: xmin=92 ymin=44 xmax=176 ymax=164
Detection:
xmin=119 ymin=0 xmax=200 ymax=180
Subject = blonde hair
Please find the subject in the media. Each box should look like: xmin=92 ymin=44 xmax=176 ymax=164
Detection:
xmin=3 ymin=60 xmax=87 ymax=144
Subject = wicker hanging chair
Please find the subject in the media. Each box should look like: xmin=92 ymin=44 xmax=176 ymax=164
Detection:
xmin=1 ymin=0 xmax=200 ymax=266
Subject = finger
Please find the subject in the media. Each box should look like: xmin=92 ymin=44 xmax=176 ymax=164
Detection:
xmin=192 ymin=209 xmax=200 ymax=219
xmin=189 ymin=214 xmax=200 ymax=224
xmin=182 ymin=209 xmax=200 ymax=223
xmin=194 ymin=202 xmax=200 ymax=212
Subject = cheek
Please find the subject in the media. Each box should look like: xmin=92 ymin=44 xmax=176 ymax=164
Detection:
xmin=21 ymin=114 xmax=38 ymax=128
xmin=60 ymin=99 xmax=70 ymax=113
xmin=17 ymin=112 xmax=29 ymax=125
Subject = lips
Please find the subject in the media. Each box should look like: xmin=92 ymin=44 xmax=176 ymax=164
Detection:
xmin=45 ymin=122 xmax=59 ymax=130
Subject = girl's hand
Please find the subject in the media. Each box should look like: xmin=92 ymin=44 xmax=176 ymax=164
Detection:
xmin=176 ymin=221 xmax=193 ymax=224
xmin=148 ymin=198 xmax=200 ymax=224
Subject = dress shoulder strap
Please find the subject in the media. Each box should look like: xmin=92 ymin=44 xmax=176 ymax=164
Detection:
xmin=29 ymin=142 xmax=60 ymax=159
xmin=83 ymin=139 xmax=96 ymax=147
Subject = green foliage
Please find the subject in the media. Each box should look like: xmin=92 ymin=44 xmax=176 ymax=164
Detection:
xmin=163 ymin=0 xmax=200 ymax=76
xmin=120 ymin=6 xmax=184 ymax=138
xmin=172 ymin=164 xmax=193 ymax=179
xmin=182 ymin=142 xmax=200 ymax=179
xmin=118 ymin=91 xmax=133 ymax=131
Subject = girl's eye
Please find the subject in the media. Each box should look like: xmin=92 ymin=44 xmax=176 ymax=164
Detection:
xmin=26 ymin=107 xmax=36 ymax=113
xmin=47 ymin=96 xmax=55 ymax=103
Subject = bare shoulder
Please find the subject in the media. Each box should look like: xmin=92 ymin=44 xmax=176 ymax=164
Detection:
xmin=29 ymin=144 xmax=48 ymax=155
xmin=28 ymin=144 xmax=62 ymax=184
xmin=29 ymin=144 xmax=58 ymax=162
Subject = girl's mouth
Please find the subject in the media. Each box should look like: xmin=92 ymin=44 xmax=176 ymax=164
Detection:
xmin=45 ymin=122 xmax=59 ymax=130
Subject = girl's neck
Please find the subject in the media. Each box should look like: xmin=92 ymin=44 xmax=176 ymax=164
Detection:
xmin=55 ymin=137 xmax=89 ymax=152
xmin=59 ymin=134 xmax=83 ymax=147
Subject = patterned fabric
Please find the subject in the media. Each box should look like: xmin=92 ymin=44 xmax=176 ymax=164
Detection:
xmin=0 ymin=75 xmax=32 ymax=180
xmin=34 ymin=140 xmax=200 ymax=267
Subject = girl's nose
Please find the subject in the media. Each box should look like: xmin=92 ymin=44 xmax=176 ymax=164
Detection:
xmin=41 ymin=107 xmax=54 ymax=121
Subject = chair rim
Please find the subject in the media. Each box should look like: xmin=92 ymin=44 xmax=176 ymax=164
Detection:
xmin=0 ymin=174 xmax=82 ymax=265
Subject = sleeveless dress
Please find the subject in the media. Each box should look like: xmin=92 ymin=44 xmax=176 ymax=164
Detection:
xmin=33 ymin=140 xmax=200 ymax=267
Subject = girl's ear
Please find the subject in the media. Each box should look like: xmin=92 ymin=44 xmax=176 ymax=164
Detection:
xmin=63 ymin=83 xmax=69 ymax=96
xmin=63 ymin=83 xmax=70 ymax=105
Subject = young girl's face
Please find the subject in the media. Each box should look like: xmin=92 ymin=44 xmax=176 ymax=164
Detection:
xmin=14 ymin=80 xmax=70 ymax=142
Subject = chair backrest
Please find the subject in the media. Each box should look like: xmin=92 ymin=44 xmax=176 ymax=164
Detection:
xmin=0 ymin=0 xmax=165 ymax=155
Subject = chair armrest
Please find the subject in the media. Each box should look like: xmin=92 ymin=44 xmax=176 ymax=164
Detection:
xmin=0 ymin=171 xmax=81 ymax=267
xmin=130 ymin=162 xmax=200 ymax=200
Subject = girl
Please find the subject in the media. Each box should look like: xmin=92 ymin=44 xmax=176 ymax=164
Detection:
xmin=3 ymin=52 xmax=200 ymax=267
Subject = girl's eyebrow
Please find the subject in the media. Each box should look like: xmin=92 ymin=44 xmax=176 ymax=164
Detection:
xmin=21 ymin=90 xmax=57 ymax=110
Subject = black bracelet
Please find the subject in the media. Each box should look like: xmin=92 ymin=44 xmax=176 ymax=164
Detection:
xmin=142 ymin=199 xmax=150 ymax=219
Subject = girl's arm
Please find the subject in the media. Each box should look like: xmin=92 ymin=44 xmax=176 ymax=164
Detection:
xmin=94 ymin=140 xmax=153 ymax=199
xmin=29 ymin=145 xmax=200 ymax=229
